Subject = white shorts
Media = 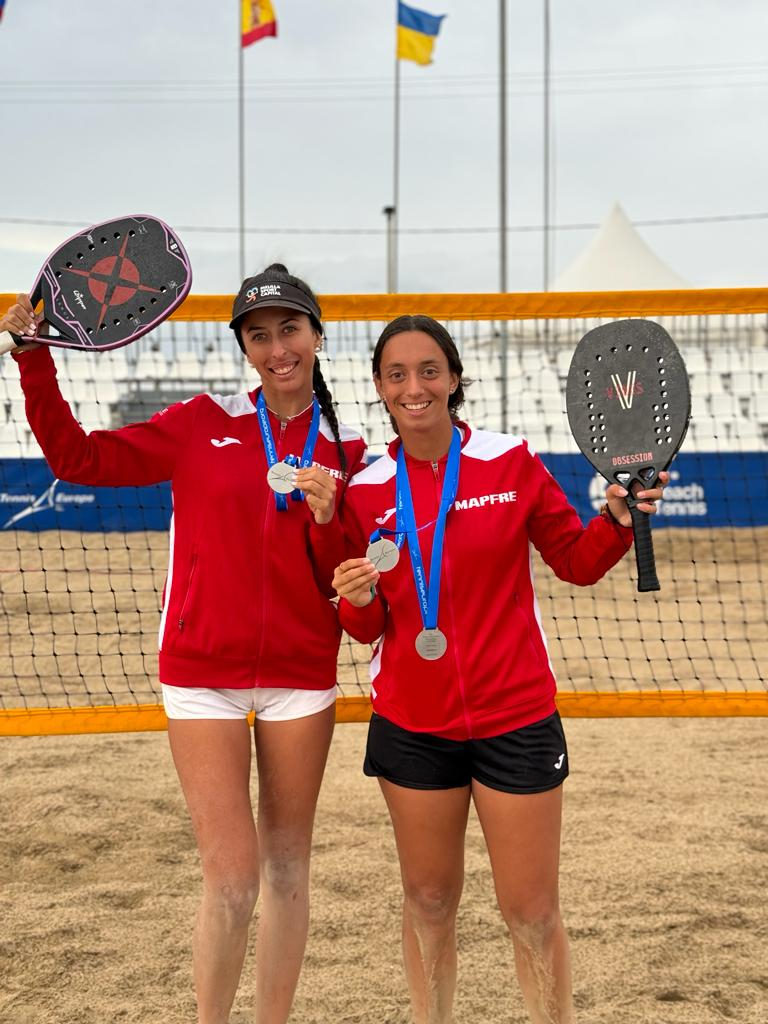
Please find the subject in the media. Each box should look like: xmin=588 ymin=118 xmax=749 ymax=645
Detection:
xmin=161 ymin=684 xmax=336 ymax=722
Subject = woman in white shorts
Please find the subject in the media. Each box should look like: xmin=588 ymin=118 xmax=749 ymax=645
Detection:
xmin=3 ymin=264 xmax=366 ymax=1024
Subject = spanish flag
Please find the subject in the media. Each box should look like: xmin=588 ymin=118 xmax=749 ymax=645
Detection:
xmin=397 ymin=2 xmax=445 ymax=66
xmin=242 ymin=0 xmax=277 ymax=48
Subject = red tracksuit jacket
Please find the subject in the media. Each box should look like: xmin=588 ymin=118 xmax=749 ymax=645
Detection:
xmin=15 ymin=347 xmax=367 ymax=690
xmin=339 ymin=425 xmax=633 ymax=740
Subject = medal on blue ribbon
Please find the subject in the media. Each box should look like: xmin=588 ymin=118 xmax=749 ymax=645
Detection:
xmin=366 ymin=509 xmax=407 ymax=572
xmin=396 ymin=426 xmax=461 ymax=660
xmin=255 ymin=391 xmax=321 ymax=510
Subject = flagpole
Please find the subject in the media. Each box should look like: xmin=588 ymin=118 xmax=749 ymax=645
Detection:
xmin=392 ymin=19 xmax=401 ymax=294
xmin=543 ymin=0 xmax=551 ymax=291
xmin=238 ymin=3 xmax=246 ymax=281
xmin=498 ymin=0 xmax=507 ymax=296
xmin=498 ymin=0 xmax=509 ymax=432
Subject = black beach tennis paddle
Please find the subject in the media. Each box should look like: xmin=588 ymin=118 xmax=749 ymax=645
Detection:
xmin=566 ymin=319 xmax=691 ymax=592
xmin=0 ymin=215 xmax=192 ymax=355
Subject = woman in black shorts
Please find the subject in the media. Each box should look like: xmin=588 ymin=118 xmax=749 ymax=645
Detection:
xmin=333 ymin=315 xmax=667 ymax=1023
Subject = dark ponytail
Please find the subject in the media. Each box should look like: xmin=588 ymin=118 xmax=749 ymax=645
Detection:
xmin=313 ymin=359 xmax=347 ymax=478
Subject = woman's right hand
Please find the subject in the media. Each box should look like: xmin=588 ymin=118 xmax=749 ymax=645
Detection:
xmin=332 ymin=558 xmax=380 ymax=607
xmin=1 ymin=294 xmax=42 ymax=351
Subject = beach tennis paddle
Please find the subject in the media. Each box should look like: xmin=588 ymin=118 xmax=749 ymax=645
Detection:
xmin=0 ymin=215 xmax=192 ymax=355
xmin=566 ymin=319 xmax=690 ymax=592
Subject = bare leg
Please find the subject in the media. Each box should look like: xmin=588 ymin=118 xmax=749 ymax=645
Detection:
xmin=168 ymin=718 xmax=258 ymax=1024
xmin=379 ymin=781 xmax=471 ymax=1024
xmin=472 ymin=783 xmax=574 ymax=1024
xmin=253 ymin=704 xmax=335 ymax=1024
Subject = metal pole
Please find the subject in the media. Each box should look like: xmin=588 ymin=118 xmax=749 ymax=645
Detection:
xmin=383 ymin=206 xmax=396 ymax=292
xmin=543 ymin=0 xmax=551 ymax=292
xmin=499 ymin=0 xmax=509 ymax=432
xmin=392 ymin=41 xmax=401 ymax=293
xmin=238 ymin=17 xmax=246 ymax=282
xmin=499 ymin=0 xmax=507 ymax=296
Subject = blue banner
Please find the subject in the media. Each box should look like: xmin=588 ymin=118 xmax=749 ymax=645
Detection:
xmin=1 ymin=452 xmax=766 ymax=531
xmin=0 ymin=460 xmax=171 ymax=532
xmin=538 ymin=451 xmax=768 ymax=530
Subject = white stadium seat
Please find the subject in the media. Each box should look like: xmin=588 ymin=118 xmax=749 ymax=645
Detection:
xmin=100 ymin=349 xmax=130 ymax=380
xmin=730 ymin=370 xmax=757 ymax=395
xmin=135 ymin=351 xmax=169 ymax=380
xmin=752 ymin=393 xmax=768 ymax=423
xmin=170 ymin=351 xmax=204 ymax=380
xmin=75 ymin=401 xmax=114 ymax=430
xmin=709 ymin=393 xmax=742 ymax=419
xmin=59 ymin=351 xmax=97 ymax=381
xmin=336 ymin=402 xmax=365 ymax=430
xmin=730 ymin=420 xmax=764 ymax=451
xmin=204 ymin=351 xmax=240 ymax=382
xmin=679 ymin=348 xmax=707 ymax=374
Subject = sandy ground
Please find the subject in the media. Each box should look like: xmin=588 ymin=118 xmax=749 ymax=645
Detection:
xmin=1 ymin=716 xmax=766 ymax=1024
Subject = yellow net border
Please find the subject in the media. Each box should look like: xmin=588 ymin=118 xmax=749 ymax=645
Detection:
xmin=3 ymin=287 xmax=767 ymax=323
xmin=0 ymin=691 xmax=766 ymax=737
xmin=153 ymin=287 xmax=768 ymax=321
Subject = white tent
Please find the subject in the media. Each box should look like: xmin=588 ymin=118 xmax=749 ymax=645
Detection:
xmin=551 ymin=202 xmax=690 ymax=291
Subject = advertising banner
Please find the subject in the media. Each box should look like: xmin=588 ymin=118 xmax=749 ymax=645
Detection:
xmin=1 ymin=452 xmax=766 ymax=531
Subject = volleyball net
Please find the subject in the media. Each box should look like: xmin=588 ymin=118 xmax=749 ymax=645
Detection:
xmin=1 ymin=289 xmax=766 ymax=735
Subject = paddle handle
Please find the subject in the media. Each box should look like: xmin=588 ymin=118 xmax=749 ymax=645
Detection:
xmin=629 ymin=502 xmax=660 ymax=592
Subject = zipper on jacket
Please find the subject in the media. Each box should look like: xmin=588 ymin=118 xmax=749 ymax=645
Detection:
xmin=178 ymin=552 xmax=198 ymax=631
xmin=430 ymin=458 xmax=474 ymax=740
xmin=252 ymin=411 xmax=282 ymax=680
xmin=442 ymin=507 xmax=473 ymax=740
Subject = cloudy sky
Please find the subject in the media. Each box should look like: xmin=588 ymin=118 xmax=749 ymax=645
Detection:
xmin=1 ymin=1 xmax=766 ymax=297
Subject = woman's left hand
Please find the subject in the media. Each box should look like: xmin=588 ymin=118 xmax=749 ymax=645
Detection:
xmin=605 ymin=470 xmax=670 ymax=528
xmin=295 ymin=465 xmax=338 ymax=525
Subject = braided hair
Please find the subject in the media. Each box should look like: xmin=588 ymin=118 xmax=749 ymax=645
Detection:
xmin=239 ymin=263 xmax=347 ymax=477
xmin=312 ymin=357 xmax=347 ymax=477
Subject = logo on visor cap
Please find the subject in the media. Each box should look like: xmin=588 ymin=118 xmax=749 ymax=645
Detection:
xmin=246 ymin=284 xmax=282 ymax=302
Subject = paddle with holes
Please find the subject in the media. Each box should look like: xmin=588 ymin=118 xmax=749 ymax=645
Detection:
xmin=566 ymin=319 xmax=691 ymax=592
xmin=0 ymin=215 xmax=191 ymax=354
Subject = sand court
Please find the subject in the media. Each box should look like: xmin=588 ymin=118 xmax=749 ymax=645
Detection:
xmin=0 ymin=717 xmax=766 ymax=1023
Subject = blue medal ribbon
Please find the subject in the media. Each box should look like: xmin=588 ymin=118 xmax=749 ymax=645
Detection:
xmin=367 ymin=525 xmax=405 ymax=550
xmin=395 ymin=426 xmax=461 ymax=633
xmin=255 ymin=391 xmax=321 ymax=511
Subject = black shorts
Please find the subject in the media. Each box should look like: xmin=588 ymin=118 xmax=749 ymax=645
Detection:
xmin=364 ymin=711 xmax=569 ymax=794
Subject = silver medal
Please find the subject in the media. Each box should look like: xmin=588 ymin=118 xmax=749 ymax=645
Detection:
xmin=266 ymin=461 xmax=297 ymax=494
xmin=366 ymin=538 xmax=400 ymax=573
xmin=415 ymin=628 xmax=448 ymax=661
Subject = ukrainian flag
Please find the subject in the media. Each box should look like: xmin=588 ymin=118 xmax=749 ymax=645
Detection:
xmin=397 ymin=2 xmax=445 ymax=66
